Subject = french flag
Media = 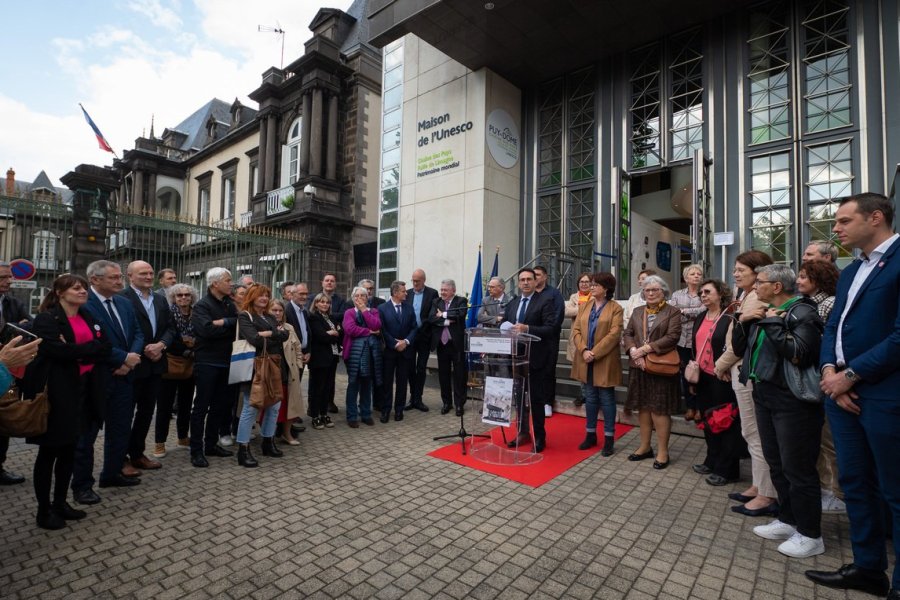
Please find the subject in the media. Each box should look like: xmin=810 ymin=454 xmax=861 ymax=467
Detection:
xmin=79 ymin=103 xmax=114 ymax=153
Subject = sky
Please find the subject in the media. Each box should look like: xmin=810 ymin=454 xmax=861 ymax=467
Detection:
xmin=1 ymin=0 xmax=356 ymax=188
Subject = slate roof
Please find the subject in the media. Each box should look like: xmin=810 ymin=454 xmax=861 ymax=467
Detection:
xmin=5 ymin=170 xmax=73 ymax=203
xmin=340 ymin=0 xmax=376 ymax=56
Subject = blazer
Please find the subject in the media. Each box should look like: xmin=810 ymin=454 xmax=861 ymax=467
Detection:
xmin=27 ymin=306 xmax=111 ymax=442
xmin=378 ymin=300 xmax=417 ymax=354
xmin=404 ymin=285 xmax=439 ymax=343
xmin=307 ymin=310 xmax=342 ymax=369
xmin=503 ymin=292 xmax=558 ymax=370
xmin=284 ymin=300 xmax=311 ymax=352
xmin=1 ymin=294 xmax=32 ymax=325
xmin=570 ymin=299 xmax=624 ymax=388
xmin=368 ymin=296 xmax=386 ymax=308
xmin=692 ymin=309 xmax=734 ymax=369
xmin=191 ymin=291 xmax=238 ymax=365
xmin=622 ymin=304 xmax=682 ymax=367
xmin=821 ymin=236 xmax=900 ymax=400
xmin=477 ymin=294 xmax=508 ymax=328
xmin=428 ymin=295 xmax=468 ymax=351
xmin=120 ymin=286 xmax=176 ymax=378
xmin=85 ymin=291 xmax=145 ymax=370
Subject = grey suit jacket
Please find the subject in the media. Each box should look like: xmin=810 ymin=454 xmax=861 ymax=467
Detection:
xmin=477 ymin=294 xmax=507 ymax=328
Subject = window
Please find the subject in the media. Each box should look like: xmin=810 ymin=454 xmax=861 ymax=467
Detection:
xmin=669 ymin=29 xmax=704 ymax=161
xmin=749 ymin=152 xmax=792 ymax=263
xmin=567 ymin=188 xmax=595 ymax=262
xmin=538 ymin=79 xmax=563 ymax=187
xmin=222 ymin=177 xmax=235 ymax=219
xmin=567 ymin=68 xmax=595 ymax=182
xmin=802 ymin=0 xmax=851 ymax=132
xmin=630 ymin=44 xmax=662 ymax=169
xmin=286 ymin=119 xmax=301 ymax=184
xmin=537 ymin=192 xmax=561 ymax=254
xmin=199 ymin=187 xmax=210 ymax=223
xmin=33 ymin=231 xmax=58 ymax=270
xmin=805 ymin=139 xmax=854 ymax=258
xmin=377 ymin=39 xmax=404 ymax=293
xmin=747 ymin=3 xmax=791 ymax=144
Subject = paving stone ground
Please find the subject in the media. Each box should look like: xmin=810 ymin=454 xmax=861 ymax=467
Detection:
xmin=0 ymin=371 xmax=890 ymax=599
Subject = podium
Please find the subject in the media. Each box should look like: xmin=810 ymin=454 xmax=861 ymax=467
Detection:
xmin=463 ymin=327 xmax=543 ymax=465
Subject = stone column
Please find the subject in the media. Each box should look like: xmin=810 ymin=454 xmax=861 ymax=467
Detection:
xmin=264 ymin=115 xmax=277 ymax=191
xmin=310 ymin=88 xmax=324 ymax=177
xmin=133 ymin=171 xmax=144 ymax=211
xmin=147 ymin=173 xmax=157 ymax=212
xmin=300 ymin=93 xmax=311 ymax=177
xmin=326 ymin=93 xmax=338 ymax=181
xmin=257 ymin=116 xmax=268 ymax=194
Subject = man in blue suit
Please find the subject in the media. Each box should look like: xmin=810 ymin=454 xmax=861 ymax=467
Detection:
xmin=806 ymin=193 xmax=900 ymax=599
xmin=378 ymin=281 xmax=417 ymax=422
xmin=72 ymin=260 xmax=144 ymax=505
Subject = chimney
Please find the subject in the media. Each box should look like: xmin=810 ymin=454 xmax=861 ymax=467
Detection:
xmin=5 ymin=168 xmax=14 ymax=196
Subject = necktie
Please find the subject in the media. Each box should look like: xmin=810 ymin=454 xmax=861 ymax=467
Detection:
xmin=441 ymin=301 xmax=450 ymax=344
xmin=105 ymin=298 xmax=127 ymax=340
xmin=517 ymin=297 xmax=529 ymax=323
xmin=395 ymin=304 xmax=402 ymax=321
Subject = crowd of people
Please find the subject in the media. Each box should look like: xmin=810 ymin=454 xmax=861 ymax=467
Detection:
xmin=0 ymin=192 xmax=897 ymax=599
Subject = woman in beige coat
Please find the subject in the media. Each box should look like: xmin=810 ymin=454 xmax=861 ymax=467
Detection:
xmin=570 ymin=272 xmax=623 ymax=455
xmin=271 ymin=299 xmax=305 ymax=445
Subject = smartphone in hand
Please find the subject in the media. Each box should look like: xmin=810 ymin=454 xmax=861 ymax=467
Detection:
xmin=0 ymin=322 xmax=38 ymax=346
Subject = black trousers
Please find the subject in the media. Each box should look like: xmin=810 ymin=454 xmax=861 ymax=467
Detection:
xmin=696 ymin=371 xmax=745 ymax=479
xmin=436 ymin=341 xmax=466 ymax=409
xmin=516 ymin=364 xmax=549 ymax=441
xmin=382 ymin=348 xmax=411 ymax=412
xmin=33 ymin=444 xmax=75 ymax=511
xmin=754 ymin=380 xmax=824 ymax=538
xmin=156 ymin=377 xmax=195 ymax=442
xmin=309 ymin=357 xmax=338 ymax=418
xmin=190 ymin=364 xmax=232 ymax=454
xmin=0 ymin=435 xmax=8 ymax=466
xmin=129 ymin=374 xmax=162 ymax=459
xmin=408 ymin=334 xmax=432 ymax=404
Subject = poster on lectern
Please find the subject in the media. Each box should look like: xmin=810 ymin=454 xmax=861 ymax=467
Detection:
xmin=482 ymin=376 xmax=513 ymax=426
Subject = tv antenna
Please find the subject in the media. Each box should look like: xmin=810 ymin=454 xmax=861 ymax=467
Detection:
xmin=258 ymin=23 xmax=286 ymax=69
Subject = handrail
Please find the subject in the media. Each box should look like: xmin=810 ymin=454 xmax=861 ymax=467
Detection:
xmin=499 ymin=250 xmax=587 ymax=296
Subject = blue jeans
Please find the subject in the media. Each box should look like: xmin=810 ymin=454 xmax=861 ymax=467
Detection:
xmin=345 ymin=376 xmax=373 ymax=422
xmin=582 ymin=383 xmax=616 ymax=437
xmin=235 ymin=388 xmax=280 ymax=444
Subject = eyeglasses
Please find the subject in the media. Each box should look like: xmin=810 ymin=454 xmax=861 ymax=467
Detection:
xmin=643 ymin=287 xmax=663 ymax=293
xmin=578 ymin=280 xmax=590 ymax=285
xmin=755 ymin=279 xmax=773 ymax=285
xmin=175 ymin=293 xmax=192 ymax=298
xmin=699 ymin=289 xmax=714 ymax=296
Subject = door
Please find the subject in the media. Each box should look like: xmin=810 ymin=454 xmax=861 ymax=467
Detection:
xmin=613 ymin=166 xmax=632 ymax=299
xmin=691 ymin=149 xmax=713 ymax=276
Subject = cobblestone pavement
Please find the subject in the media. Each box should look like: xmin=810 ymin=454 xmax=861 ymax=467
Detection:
xmin=0 ymin=373 xmax=889 ymax=599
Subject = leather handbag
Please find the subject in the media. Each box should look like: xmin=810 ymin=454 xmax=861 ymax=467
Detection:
xmin=685 ymin=311 xmax=729 ymax=384
xmin=781 ymin=304 xmax=823 ymax=403
xmin=250 ymin=338 xmax=283 ymax=410
xmin=228 ymin=312 xmax=256 ymax=385
xmin=0 ymin=385 xmax=49 ymax=437
xmin=162 ymin=354 xmax=193 ymax=380
xmin=641 ymin=309 xmax=680 ymax=377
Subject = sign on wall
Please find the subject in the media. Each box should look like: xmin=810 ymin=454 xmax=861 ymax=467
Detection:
xmin=416 ymin=112 xmax=473 ymax=178
xmin=485 ymin=109 xmax=519 ymax=169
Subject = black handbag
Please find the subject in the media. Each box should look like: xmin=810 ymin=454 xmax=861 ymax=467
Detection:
xmin=782 ymin=304 xmax=823 ymax=404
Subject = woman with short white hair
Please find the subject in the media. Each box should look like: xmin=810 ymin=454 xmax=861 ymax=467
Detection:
xmin=670 ymin=264 xmax=705 ymax=421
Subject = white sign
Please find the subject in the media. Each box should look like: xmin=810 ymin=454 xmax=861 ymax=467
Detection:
xmin=468 ymin=335 xmax=511 ymax=355
xmin=486 ymin=108 xmax=519 ymax=169
xmin=10 ymin=281 xmax=37 ymax=289
xmin=482 ymin=376 xmax=513 ymax=426
xmin=714 ymin=231 xmax=735 ymax=246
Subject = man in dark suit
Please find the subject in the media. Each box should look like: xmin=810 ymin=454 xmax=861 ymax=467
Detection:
xmin=502 ymin=268 xmax=557 ymax=452
xmin=121 ymin=261 xmax=175 ymax=471
xmin=404 ymin=268 xmax=438 ymax=411
xmin=359 ymin=279 xmax=385 ymax=308
xmin=807 ymin=193 xmax=900 ymax=599
xmin=534 ymin=265 xmax=566 ymax=418
xmin=429 ymin=279 xmax=469 ymax=416
xmin=285 ymin=282 xmax=311 ymax=425
xmin=73 ymin=260 xmax=144 ymax=504
xmin=155 ymin=268 xmax=177 ymax=301
xmin=377 ymin=281 xmax=417 ymax=422
xmin=306 ymin=272 xmax=347 ymax=324
xmin=0 ymin=260 xmax=32 ymax=486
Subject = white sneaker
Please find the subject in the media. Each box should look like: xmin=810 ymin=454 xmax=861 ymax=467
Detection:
xmin=218 ymin=434 xmax=234 ymax=447
xmin=544 ymin=405 xmax=553 ymax=418
xmin=753 ymin=519 xmax=797 ymax=540
xmin=777 ymin=532 xmax=825 ymax=558
xmin=822 ymin=493 xmax=847 ymax=514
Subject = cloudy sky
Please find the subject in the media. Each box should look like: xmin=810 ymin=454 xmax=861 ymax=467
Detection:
xmin=2 ymin=0 xmax=356 ymax=187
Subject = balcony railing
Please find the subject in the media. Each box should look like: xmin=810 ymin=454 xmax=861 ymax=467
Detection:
xmin=266 ymin=185 xmax=293 ymax=216
xmin=239 ymin=211 xmax=253 ymax=227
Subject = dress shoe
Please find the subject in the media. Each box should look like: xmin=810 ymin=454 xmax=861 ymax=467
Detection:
xmin=53 ymin=502 xmax=86 ymax=520
xmin=534 ymin=438 xmax=546 ymax=453
xmin=205 ymin=444 xmax=234 ymax=457
xmin=190 ymin=453 xmax=209 ymax=468
xmin=804 ymin=564 xmax=890 ymax=596
xmin=728 ymin=492 xmax=756 ymax=503
xmin=652 ymin=459 xmax=669 ymax=470
xmin=73 ymin=488 xmax=101 ymax=505
xmin=99 ymin=474 xmax=141 ymax=488
xmin=440 ymin=404 xmax=452 ymax=415
xmin=362 ymin=418 xmax=375 ymax=426
xmin=627 ymin=449 xmax=654 ymax=461
xmin=121 ymin=464 xmax=142 ymax=478
xmin=404 ymin=403 xmax=415 ymax=412
xmin=132 ymin=455 xmax=162 ymax=470
xmin=692 ymin=464 xmax=712 ymax=475
xmin=507 ymin=435 xmax=531 ymax=448
xmin=731 ymin=502 xmax=780 ymax=517
xmin=578 ymin=432 xmax=598 ymax=450
xmin=600 ymin=436 xmax=615 ymax=457
xmin=706 ymin=474 xmax=734 ymax=486
xmin=0 ymin=469 xmax=25 ymax=485
xmin=455 ymin=407 xmax=464 ymax=417
xmin=36 ymin=509 xmax=66 ymax=530
xmin=413 ymin=402 xmax=429 ymax=412
xmin=328 ymin=402 xmax=339 ymax=414
xmin=394 ymin=412 xmax=404 ymax=422
xmin=379 ymin=413 xmax=390 ymax=424
xmin=348 ymin=421 xmax=360 ymax=429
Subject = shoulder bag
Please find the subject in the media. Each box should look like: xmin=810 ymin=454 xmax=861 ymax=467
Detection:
xmin=162 ymin=354 xmax=193 ymax=380
xmin=0 ymin=385 xmax=49 ymax=437
xmin=642 ymin=310 xmax=680 ymax=377
xmin=228 ymin=312 xmax=256 ymax=385
xmin=685 ymin=311 xmax=729 ymax=384
xmin=782 ymin=304 xmax=823 ymax=403
xmin=250 ymin=338 xmax=283 ymax=410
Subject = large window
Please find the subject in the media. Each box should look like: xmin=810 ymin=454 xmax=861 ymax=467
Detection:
xmin=669 ymin=29 xmax=704 ymax=161
xmin=806 ymin=139 xmax=854 ymax=259
xmin=748 ymin=3 xmax=791 ymax=144
xmin=749 ymin=152 xmax=793 ymax=263
xmin=33 ymin=231 xmax=58 ymax=271
xmin=376 ymin=39 xmax=404 ymax=292
xmin=629 ymin=44 xmax=662 ymax=170
xmin=802 ymin=0 xmax=851 ymax=132
xmin=286 ymin=119 xmax=301 ymax=184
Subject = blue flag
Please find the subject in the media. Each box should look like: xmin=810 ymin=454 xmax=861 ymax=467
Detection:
xmin=466 ymin=248 xmax=483 ymax=328
xmin=490 ymin=249 xmax=499 ymax=278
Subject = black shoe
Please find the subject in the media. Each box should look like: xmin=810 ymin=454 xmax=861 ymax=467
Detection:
xmin=36 ymin=510 xmax=66 ymax=530
xmin=261 ymin=437 xmax=283 ymax=458
xmin=73 ymin=488 xmax=101 ymax=505
xmin=573 ymin=396 xmax=584 ymax=407
xmin=237 ymin=444 xmax=258 ymax=468
xmin=804 ymin=564 xmax=890 ymax=596
xmin=728 ymin=492 xmax=756 ymax=503
xmin=394 ymin=412 xmax=404 ymax=422
xmin=706 ymin=474 xmax=733 ymax=486
xmin=887 ymin=588 xmax=900 ymax=600
xmin=627 ymin=450 xmax=654 ymax=461
xmin=652 ymin=459 xmax=669 ymax=470
xmin=191 ymin=453 xmax=209 ymax=468
xmin=362 ymin=418 xmax=375 ymax=426
xmin=328 ymin=402 xmax=339 ymax=414
xmin=0 ymin=469 xmax=25 ymax=485
xmin=455 ymin=407 xmax=464 ymax=417
xmin=731 ymin=502 xmax=779 ymax=517
xmin=379 ymin=413 xmax=390 ymax=424
xmin=600 ymin=436 xmax=615 ymax=457
xmin=403 ymin=403 xmax=415 ymax=412
xmin=205 ymin=444 xmax=234 ymax=457
xmin=440 ymin=404 xmax=452 ymax=415
xmin=692 ymin=464 xmax=712 ymax=475
xmin=98 ymin=474 xmax=141 ymax=488
xmin=507 ymin=435 xmax=531 ymax=448
xmin=578 ymin=432 xmax=597 ymax=450
xmin=534 ymin=438 xmax=546 ymax=453
xmin=413 ymin=402 xmax=429 ymax=412
xmin=290 ymin=423 xmax=306 ymax=434
xmin=53 ymin=502 xmax=86 ymax=520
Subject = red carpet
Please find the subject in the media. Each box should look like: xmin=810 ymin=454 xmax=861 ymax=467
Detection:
xmin=428 ymin=414 xmax=633 ymax=488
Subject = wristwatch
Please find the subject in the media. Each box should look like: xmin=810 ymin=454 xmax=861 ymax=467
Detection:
xmin=844 ymin=368 xmax=860 ymax=383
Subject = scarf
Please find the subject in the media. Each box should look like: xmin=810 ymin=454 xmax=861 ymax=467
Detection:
xmin=169 ymin=305 xmax=195 ymax=338
xmin=645 ymin=300 xmax=667 ymax=315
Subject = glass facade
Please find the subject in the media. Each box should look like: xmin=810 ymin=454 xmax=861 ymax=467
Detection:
xmin=748 ymin=3 xmax=791 ymax=144
xmin=376 ymin=39 xmax=404 ymax=292
xmin=669 ymin=29 xmax=704 ymax=162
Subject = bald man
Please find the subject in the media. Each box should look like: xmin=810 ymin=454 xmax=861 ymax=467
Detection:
xmin=403 ymin=268 xmax=438 ymax=411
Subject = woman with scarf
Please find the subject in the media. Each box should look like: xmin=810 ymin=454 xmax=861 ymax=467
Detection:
xmin=342 ymin=287 xmax=383 ymax=428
